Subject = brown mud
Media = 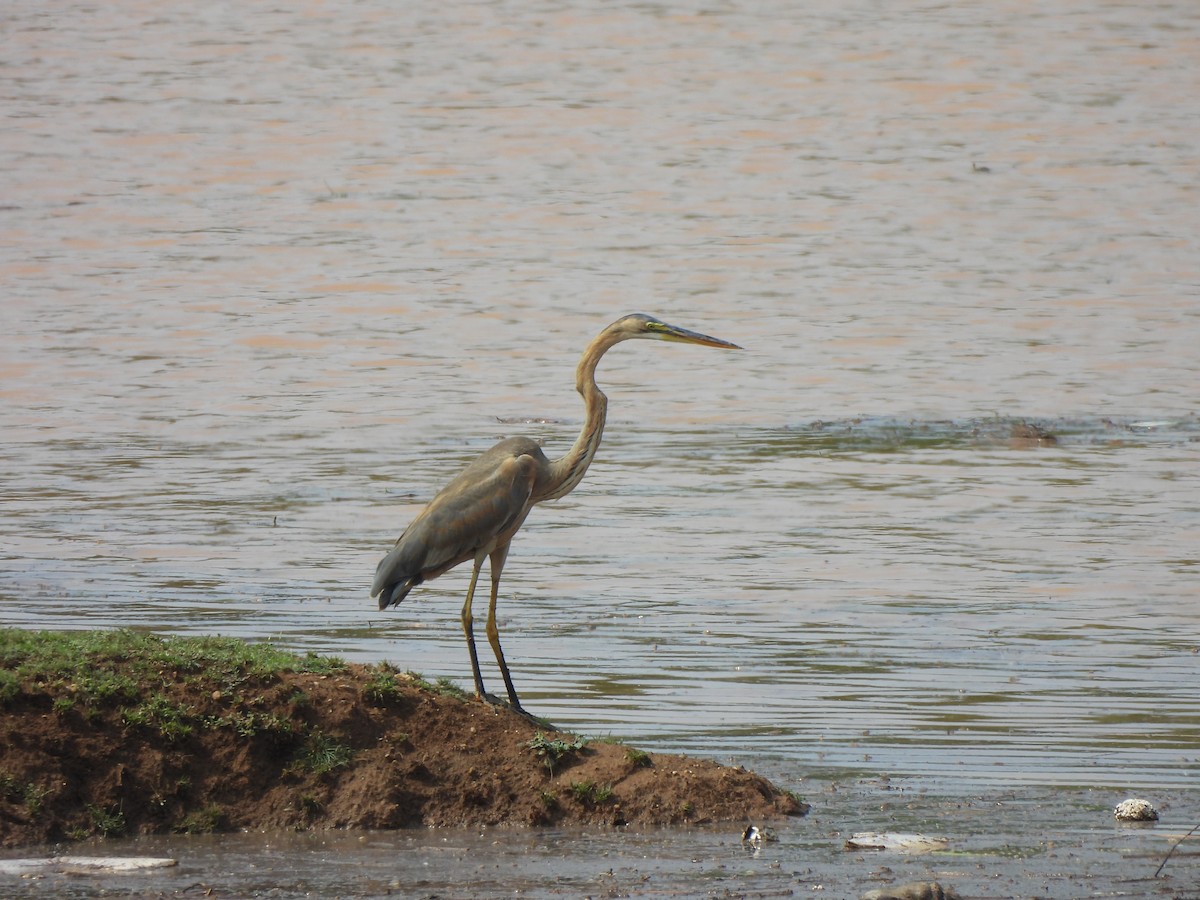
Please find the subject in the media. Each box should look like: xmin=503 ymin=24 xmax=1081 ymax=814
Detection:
xmin=0 ymin=659 xmax=802 ymax=848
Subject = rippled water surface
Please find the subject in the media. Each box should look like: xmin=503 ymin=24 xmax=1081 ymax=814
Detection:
xmin=3 ymin=0 xmax=1199 ymax=893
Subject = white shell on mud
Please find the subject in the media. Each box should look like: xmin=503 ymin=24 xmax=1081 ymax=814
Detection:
xmin=1114 ymin=798 xmax=1159 ymax=821
xmin=845 ymin=832 xmax=949 ymax=853
xmin=0 ymin=857 xmax=178 ymax=875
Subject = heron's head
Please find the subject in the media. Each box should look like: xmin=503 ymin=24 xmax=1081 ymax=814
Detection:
xmin=608 ymin=313 xmax=742 ymax=350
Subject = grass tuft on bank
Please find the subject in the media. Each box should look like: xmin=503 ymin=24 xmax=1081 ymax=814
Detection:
xmin=0 ymin=627 xmax=344 ymax=706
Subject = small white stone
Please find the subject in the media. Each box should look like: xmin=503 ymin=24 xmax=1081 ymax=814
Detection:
xmin=1114 ymin=798 xmax=1158 ymax=822
xmin=845 ymin=832 xmax=950 ymax=853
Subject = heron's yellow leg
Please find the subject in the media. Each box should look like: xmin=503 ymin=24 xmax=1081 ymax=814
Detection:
xmin=460 ymin=554 xmax=488 ymax=700
xmin=486 ymin=544 xmax=524 ymax=712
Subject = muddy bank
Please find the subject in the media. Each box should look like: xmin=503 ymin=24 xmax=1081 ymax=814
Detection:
xmin=0 ymin=629 xmax=803 ymax=847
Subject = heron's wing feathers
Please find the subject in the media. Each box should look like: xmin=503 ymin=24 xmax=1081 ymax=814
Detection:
xmin=371 ymin=443 xmax=544 ymax=601
xmin=414 ymin=450 xmax=540 ymax=570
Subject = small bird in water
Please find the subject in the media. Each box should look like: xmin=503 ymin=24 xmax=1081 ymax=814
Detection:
xmin=371 ymin=314 xmax=741 ymax=714
xmin=741 ymin=824 xmax=777 ymax=847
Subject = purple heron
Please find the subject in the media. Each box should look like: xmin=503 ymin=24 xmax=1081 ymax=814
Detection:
xmin=371 ymin=313 xmax=741 ymax=713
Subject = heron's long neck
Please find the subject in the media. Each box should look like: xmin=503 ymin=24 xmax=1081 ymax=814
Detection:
xmin=539 ymin=332 xmax=620 ymax=502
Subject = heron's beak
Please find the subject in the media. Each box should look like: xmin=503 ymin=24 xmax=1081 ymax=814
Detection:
xmin=658 ymin=322 xmax=742 ymax=350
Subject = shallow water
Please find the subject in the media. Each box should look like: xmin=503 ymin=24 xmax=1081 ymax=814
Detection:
xmin=4 ymin=780 xmax=1199 ymax=898
xmin=2 ymin=0 xmax=1199 ymax=892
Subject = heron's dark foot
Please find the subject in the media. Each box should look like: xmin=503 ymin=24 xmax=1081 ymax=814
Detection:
xmin=521 ymin=709 xmax=557 ymax=729
xmin=475 ymin=692 xmax=554 ymax=728
xmin=508 ymin=702 xmax=555 ymax=729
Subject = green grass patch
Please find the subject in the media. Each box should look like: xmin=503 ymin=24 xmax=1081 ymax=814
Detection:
xmin=86 ymin=803 xmax=127 ymax=838
xmin=290 ymin=731 xmax=353 ymax=776
xmin=123 ymin=695 xmax=194 ymax=741
xmin=0 ymin=773 xmax=48 ymax=818
xmin=361 ymin=664 xmax=404 ymax=706
xmin=0 ymin=628 xmax=347 ymax=713
xmin=624 ymin=747 xmax=651 ymax=768
xmin=400 ymin=671 xmax=473 ymax=701
xmin=175 ymin=804 xmax=226 ymax=834
xmin=0 ymin=773 xmax=17 ymax=800
xmin=0 ymin=628 xmax=362 ymax=761
xmin=298 ymin=793 xmax=324 ymax=817
xmin=433 ymin=676 xmax=470 ymax=700
xmin=0 ymin=669 xmax=19 ymax=706
xmin=0 ymin=628 xmax=346 ymax=702
xmin=526 ymin=732 xmax=588 ymax=775
xmin=205 ymin=709 xmax=297 ymax=740
xmin=567 ymin=780 xmax=613 ymax=806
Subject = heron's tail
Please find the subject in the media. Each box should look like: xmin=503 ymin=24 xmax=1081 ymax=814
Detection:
xmin=371 ymin=528 xmax=430 ymax=610
xmin=372 ymin=574 xmax=421 ymax=611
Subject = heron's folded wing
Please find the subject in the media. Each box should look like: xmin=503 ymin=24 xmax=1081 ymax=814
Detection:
xmin=371 ymin=449 xmax=540 ymax=595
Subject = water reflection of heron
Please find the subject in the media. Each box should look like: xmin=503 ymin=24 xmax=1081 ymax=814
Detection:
xmin=371 ymin=313 xmax=741 ymax=714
